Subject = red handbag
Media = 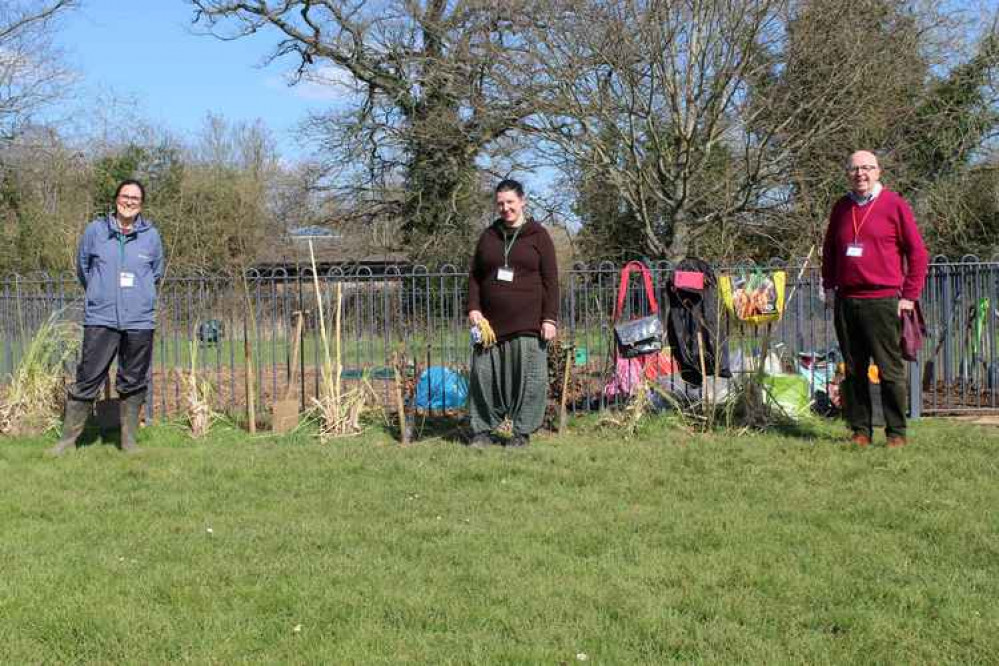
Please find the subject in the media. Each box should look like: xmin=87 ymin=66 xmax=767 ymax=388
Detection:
xmin=673 ymin=270 xmax=704 ymax=292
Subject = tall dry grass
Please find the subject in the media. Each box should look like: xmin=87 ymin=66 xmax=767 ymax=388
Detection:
xmin=0 ymin=314 xmax=80 ymax=436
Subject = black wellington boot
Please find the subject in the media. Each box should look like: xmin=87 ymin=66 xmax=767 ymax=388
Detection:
xmin=48 ymin=399 xmax=92 ymax=456
xmin=120 ymin=392 xmax=145 ymax=453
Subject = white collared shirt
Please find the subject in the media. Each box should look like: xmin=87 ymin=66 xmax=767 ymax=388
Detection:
xmin=848 ymin=182 xmax=883 ymax=206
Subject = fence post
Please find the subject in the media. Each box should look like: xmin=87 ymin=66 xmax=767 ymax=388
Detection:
xmin=909 ymin=360 xmax=921 ymax=420
xmin=941 ymin=273 xmax=953 ymax=387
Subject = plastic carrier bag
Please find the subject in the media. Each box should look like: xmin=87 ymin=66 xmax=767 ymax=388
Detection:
xmin=719 ymin=269 xmax=787 ymax=325
xmin=763 ymin=374 xmax=810 ymax=419
xmin=414 ymin=367 xmax=468 ymax=410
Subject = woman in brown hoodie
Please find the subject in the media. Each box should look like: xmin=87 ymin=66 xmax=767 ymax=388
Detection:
xmin=466 ymin=179 xmax=559 ymax=447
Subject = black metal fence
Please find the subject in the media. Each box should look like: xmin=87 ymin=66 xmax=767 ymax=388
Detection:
xmin=2 ymin=258 xmax=998 ymax=422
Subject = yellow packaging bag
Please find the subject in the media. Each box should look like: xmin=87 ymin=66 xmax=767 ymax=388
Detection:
xmin=719 ymin=270 xmax=787 ymax=325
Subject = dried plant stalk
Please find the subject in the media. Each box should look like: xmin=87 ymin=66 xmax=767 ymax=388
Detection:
xmin=309 ymin=242 xmax=367 ymax=440
xmin=599 ymin=377 xmax=654 ymax=437
xmin=173 ymin=337 xmax=219 ymax=438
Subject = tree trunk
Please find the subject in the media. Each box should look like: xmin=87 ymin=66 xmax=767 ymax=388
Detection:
xmin=401 ymin=117 xmax=480 ymax=255
xmin=668 ymin=212 xmax=692 ymax=261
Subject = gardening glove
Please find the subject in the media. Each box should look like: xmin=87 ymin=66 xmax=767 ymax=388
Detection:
xmin=476 ymin=318 xmax=497 ymax=349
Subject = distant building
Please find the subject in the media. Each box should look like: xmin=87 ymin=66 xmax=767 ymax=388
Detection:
xmin=253 ymin=225 xmax=410 ymax=276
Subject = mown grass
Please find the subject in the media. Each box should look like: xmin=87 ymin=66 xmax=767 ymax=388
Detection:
xmin=1 ymin=417 xmax=997 ymax=665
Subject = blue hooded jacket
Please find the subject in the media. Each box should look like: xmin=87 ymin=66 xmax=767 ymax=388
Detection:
xmin=76 ymin=214 xmax=164 ymax=330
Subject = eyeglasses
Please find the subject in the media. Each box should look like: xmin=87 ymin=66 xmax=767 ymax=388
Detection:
xmin=846 ymin=165 xmax=878 ymax=174
xmin=117 ymin=195 xmax=143 ymax=204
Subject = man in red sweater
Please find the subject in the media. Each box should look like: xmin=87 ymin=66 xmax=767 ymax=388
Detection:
xmin=466 ymin=179 xmax=559 ymax=448
xmin=822 ymin=150 xmax=928 ymax=447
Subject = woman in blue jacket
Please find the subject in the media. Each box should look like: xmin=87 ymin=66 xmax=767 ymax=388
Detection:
xmin=50 ymin=179 xmax=164 ymax=455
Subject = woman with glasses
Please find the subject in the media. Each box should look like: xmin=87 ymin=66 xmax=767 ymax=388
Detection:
xmin=50 ymin=179 xmax=165 ymax=455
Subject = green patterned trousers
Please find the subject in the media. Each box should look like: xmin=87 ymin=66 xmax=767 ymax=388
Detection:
xmin=469 ymin=335 xmax=548 ymax=436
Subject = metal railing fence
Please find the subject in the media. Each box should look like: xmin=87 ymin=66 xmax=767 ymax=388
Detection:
xmin=2 ymin=258 xmax=997 ymax=422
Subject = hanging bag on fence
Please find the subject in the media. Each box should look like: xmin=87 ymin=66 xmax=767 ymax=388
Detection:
xmin=667 ymin=258 xmax=731 ymax=385
xmin=612 ymin=261 xmax=664 ymax=359
xmin=719 ymin=268 xmax=787 ymax=325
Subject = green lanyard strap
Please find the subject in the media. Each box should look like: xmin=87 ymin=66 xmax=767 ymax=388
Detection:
xmin=502 ymin=224 xmax=523 ymax=268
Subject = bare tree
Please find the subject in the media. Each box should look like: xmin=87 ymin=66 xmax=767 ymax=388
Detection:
xmin=533 ymin=0 xmax=874 ymax=260
xmin=189 ymin=0 xmax=548 ymax=259
xmin=0 ymin=1 xmax=79 ymax=139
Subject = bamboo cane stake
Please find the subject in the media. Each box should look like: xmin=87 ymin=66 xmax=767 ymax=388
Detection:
xmin=308 ymin=240 xmax=333 ymax=386
xmin=785 ymin=245 xmax=816 ymax=310
xmin=705 ymin=286 xmax=724 ymax=430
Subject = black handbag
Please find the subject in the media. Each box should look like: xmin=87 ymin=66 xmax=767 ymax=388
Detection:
xmin=613 ymin=261 xmax=663 ymax=359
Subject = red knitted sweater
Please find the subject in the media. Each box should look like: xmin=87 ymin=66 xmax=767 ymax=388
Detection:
xmin=821 ymin=189 xmax=929 ymax=300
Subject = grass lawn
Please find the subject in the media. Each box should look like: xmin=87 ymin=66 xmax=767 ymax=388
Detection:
xmin=1 ymin=417 xmax=997 ymax=664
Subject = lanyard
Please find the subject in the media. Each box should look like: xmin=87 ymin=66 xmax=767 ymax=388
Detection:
xmin=502 ymin=223 xmax=523 ymax=267
xmin=851 ymin=197 xmax=877 ymax=243
xmin=114 ymin=215 xmax=134 ymax=264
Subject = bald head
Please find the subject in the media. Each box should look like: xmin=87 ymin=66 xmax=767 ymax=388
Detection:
xmin=846 ymin=151 xmax=879 ymax=170
xmin=845 ymin=151 xmax=881 ymax=197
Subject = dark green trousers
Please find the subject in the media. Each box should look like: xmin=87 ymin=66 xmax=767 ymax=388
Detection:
xmin=833 ymin=297 xmax=907 ymax=438
xmin=469 ymin=335 xmax=548 ymax=436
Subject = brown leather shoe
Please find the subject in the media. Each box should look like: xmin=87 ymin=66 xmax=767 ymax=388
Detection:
xmin=850 ymin=433 xmax=872 ymax=447
xmin=886 ymin=435 xmax=907 ymax=448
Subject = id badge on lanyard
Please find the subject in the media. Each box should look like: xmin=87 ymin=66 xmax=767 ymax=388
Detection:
xmin=849 ymin=198 xmax=876 ymax=259
xmin=497 ymin=224 xmax=522 ymax=283
xmin=117 ymin=233 xmax=136 ymax=288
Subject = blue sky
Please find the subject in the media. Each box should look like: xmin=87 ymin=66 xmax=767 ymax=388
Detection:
xmin=57 ymin=1 xmax=560 ymax=200
xmin=61 ymin=1 xmax=344 ymax=157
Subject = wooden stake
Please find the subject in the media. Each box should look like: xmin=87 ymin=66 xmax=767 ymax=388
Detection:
xmin=243 ymin=318 xmax=256 ymax=434
xmin=285 ymin=311 xmax=305 ymax=402
xmin=239 ymin=270 xmax=258 ymax=434
xmin=558 ymin=345 xmax=573 ymax=434
xmin=272 ymin=311 xmax=305 ymax=433
xmin=393 ymin=353 xmax=409 ymax=446
xmin=697 ymin=328 xmax=708 ymax=405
